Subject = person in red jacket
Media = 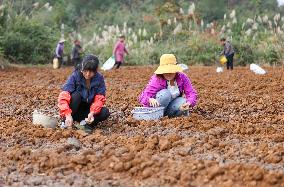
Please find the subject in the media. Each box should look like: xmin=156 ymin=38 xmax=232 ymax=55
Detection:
xmin=58 ymin=54 xmax=110 ymax=133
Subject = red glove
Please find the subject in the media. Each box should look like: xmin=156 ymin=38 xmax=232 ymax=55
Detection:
xmin=90 ymin=95 xmax=106 ymax=114
xmin=58 ymin=91 xmax=72 ymax=117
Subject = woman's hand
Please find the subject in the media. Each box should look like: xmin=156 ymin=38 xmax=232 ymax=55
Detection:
xmin=149 ymin=98 xmax=160 ymax=107
xmin=85 ymin=112 xmax=95 ymax=124
xmin=65 ymin=114 xmax=73 ymax=127
xmin=180 ymin=102 xmax=191 ymax=111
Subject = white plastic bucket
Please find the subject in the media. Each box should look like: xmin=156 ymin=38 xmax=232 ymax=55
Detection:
xmin=131 ymin=107 xmax=165 ymax=121
xmin=32 ymin=110 xmax=58 ymax=129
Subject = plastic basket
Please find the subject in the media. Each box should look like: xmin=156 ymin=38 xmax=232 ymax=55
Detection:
xmin=32 ymin=110 xmax=58 ymax=128
xmin=131 ymin=107 xmax=165 ymax=121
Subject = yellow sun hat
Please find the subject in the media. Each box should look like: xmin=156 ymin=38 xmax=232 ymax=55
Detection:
xmin=154 ymin=54 xmax=183 ymax=74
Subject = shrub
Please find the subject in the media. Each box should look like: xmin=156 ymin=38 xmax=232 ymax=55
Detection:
xmin=0 ymin=44 xmax=9 ymax=69
xmin=264 ymin=46 xmax=281 ymax=66
xmin=1 ymin=18 xmax=58 ymax=64
xmin=233 ymin=43 xmax=255 ymax=66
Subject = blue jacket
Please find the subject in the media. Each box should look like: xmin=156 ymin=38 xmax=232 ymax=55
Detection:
xmin=62 ymin=70 xmax=106 ymax=104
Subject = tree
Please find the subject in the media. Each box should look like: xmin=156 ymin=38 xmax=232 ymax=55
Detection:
xmin=196 ymin=0 xmax=227 ymax=23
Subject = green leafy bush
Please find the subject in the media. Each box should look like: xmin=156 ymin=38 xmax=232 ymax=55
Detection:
xmin=233 ymin=43 xmax=255 ymax=66
xmin=264 ymin=46 xmax=281 ymax=66
xmin=1 ymin=18 xmax=57 ymax=64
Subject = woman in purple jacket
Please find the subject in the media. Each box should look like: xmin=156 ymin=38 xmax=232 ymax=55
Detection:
xmin=139 ymin=54 xmax=197 ymax=118
xmin=55 ymin=38 xmax=65 ymax=68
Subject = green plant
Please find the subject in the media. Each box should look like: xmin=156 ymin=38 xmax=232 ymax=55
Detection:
xmin=148 ymin=50 xmax=160 ymax=65
xmin=234 ymin=42 xmax=255 ymax=66
xmin=265 ymin=46 xmax=281 ymax=66
xmin=1 ymin=18 xmax=58 ymax=64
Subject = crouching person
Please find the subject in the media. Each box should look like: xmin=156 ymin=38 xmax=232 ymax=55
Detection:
xmin=139 ymin=54 xmax=197 ymax=118
xmin=58 ymin=54 xmax=110 ymax=133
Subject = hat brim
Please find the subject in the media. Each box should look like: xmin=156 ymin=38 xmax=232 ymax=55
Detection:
xmin=154 ymin=64 xmax=183 ymax=74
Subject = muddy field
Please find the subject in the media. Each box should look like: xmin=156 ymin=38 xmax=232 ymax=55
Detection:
xmin=0 ymin=66 xmax=284 ymax=187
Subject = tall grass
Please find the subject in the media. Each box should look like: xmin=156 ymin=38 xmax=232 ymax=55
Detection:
xmin=1 ymin=1 xmax=284 ymax=66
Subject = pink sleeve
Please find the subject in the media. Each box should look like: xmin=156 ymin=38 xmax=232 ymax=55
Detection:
xmin=182 ymin=74 xmax=198 ymax=107
xmin=138 ymin=75 xmax=162 ymax=107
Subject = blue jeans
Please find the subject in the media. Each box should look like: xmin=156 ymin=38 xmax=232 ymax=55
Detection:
xmin=155 ymin=89 xmax=188 ymax=118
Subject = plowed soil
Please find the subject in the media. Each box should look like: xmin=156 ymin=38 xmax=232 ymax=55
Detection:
xmin=0 ymin=66 xmax=284 ymax=187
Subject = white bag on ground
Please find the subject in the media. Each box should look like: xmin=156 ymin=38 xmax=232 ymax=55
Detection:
xmin=101 ymin=56 xmax=115 ymax=71
xmin=250 ymin=64 xmax=266 ymax=75
xmin=178 ymin=64 xmax=189 ymax=71
xmin=216 ymin=67 xmax=224 ymax=73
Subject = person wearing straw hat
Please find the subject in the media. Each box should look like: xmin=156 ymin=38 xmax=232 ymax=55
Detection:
xmin=54 ymin=38 xmax=66 ymax=68
xmin=139 ymin=54 xmax=198 ymax=118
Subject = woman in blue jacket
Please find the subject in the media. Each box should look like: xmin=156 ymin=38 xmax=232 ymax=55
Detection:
xmin=58 ymin=55 xmax=110 ymax=133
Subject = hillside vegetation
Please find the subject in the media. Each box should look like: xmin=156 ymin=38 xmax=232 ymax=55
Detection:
xmin=0 ymin=0 xmax=284 ymax=66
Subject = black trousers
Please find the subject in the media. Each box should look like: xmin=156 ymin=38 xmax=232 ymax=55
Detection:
xmin=70 ymin=92 xmax=110 ymax=126
xmin=226 ymin=53 xmax=234 ymax=70
xmin=72 ymin=58 xmax=82 ymax=70
xmin=58 ymin=57 xmax=63 ymax=67
xmin=114 ymin=61 xmax=122 ymax=69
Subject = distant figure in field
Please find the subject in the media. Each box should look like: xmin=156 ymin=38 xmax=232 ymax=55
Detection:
xmin=71 ymin=39 xmax=83 ymax=70
xmin=113 ymin=35 xmax=129 ymax=69
xmin=55 ymin=38 xmax=65 ymax=67
xmin=220 ymin=38 xmax=235 ymax=70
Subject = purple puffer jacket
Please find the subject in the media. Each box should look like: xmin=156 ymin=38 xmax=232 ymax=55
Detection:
xmin=139 ymin=72 xmax=198 ymax=107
